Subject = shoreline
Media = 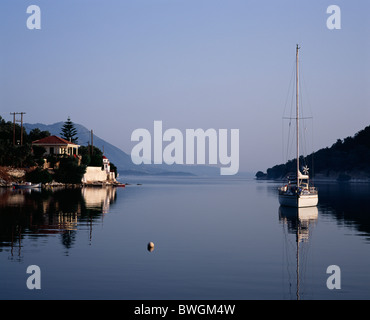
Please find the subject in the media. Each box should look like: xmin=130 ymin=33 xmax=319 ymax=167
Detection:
xmin=256 ymin=177 xmax=370 ymax=184
xmin=0 ymin=181 xmax=125 ymax=189
xmin=0 ymin=166 xmax=124 ymax=189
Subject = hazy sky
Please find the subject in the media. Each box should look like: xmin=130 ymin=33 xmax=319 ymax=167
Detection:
xmin=1 ymin=0 xmax=369 ymax=173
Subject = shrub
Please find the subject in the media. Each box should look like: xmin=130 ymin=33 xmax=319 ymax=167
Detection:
xmin=25 ymin=167 xmax=53 ymax=184
xmin=54 ymin=156 xmax=86 ymax=184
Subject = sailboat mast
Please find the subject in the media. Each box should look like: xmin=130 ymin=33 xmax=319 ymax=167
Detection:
xmin=296 ymin=221 xmax=300 ymax=300
xmin=296 ymin=44 xmax=300 ymax=186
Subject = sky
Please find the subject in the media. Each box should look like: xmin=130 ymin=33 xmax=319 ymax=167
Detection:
xmin=1 ymin=0 xmax=369 ymax=173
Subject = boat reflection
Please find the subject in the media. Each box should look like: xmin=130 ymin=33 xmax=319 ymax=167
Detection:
xmin=278 ymin=205 xmax=318 ymax=300
xmin=279 ymin=205 xmax=318 ymax=243
xmin=0 ymin=187 xmax=118 ymax=260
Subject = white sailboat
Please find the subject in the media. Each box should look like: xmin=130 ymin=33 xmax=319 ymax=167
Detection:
xmin=278 ymin=45 xmax=318 ymax=208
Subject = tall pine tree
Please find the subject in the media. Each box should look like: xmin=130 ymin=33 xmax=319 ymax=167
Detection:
xmin=60 ymin=117 xmax=78 ymax=143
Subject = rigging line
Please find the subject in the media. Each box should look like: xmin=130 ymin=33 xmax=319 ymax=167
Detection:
xmin=286 ymin=77 xmax=296 ymax=162
xmin=282 ymin=60 xmax=296 ymax=163
xmin=300 ymin=58 xmax=316 ymax=171
xmin=289 ymin=65 xmax=295 ymax=122
xmin=302 ymin=119 xmax=308 ymax=161
xmin=299 ymin=66 xmax=306 ymax=161
xmin=285 ymin=121 xmax=292 ymax=163
xmin=285 ymin=119 xmax=290 ymax=162
xmin=309 ymin=225 xmax=316 ymax=299
xmin=301 ymin=119 xmax=314 ymax=167
xmin=298 ymin=59 xmax=315 ymax=166
xmin=283 ymin=120 xmax=292 ymax=163
xmin=301 ymin=232 xmax=314 ymax=298
xmin=283 ymin=223 xmax=295 ymax=299
xmin=300 ymin=61 xmax=314 ymax=119
xmin=282 ymin=222 xmax=290 ymax=299
xmin=311 ymin=119 xmax=315 ymax=184
xmin=283 ymin=117 xmax=313 ymax=120
xmin=282 ymin=59 xmax=296 ymax=118
xmin=281 ymin=119 xmax=285 ymax=163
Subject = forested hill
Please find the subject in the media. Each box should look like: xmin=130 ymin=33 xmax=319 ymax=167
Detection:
xmin=256 ymin=125 xmax=370 ymax=181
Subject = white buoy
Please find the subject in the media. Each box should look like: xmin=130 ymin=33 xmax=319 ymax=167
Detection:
xmin=147 ymin=242 xmax=155 ymax=252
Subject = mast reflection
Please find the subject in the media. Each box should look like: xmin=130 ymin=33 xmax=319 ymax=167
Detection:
xmin=279 ymin=205 xmax=318 ymax=300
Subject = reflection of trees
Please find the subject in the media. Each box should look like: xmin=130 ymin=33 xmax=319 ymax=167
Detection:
xmin=61 ymin=230 xmax=76 ymax=252
xmin=317 ymin=183 xmax=370 ymax=241
xmin=277 ymin=182 xmax=370 ymax=242
xmin=0 ymin=187 xmax=117 ymax=259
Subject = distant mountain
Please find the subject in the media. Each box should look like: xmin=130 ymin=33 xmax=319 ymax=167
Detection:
xmin=257 ymin=125 xmax=370 ymax=181
xmin=24 ymin=122 xmax=220 ymax=176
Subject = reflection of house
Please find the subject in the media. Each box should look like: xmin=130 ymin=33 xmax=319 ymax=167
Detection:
xmin=82 ymin=186 xmax=116 ymax=213
xmin=32 ymin=135 xmax=80 ymax=156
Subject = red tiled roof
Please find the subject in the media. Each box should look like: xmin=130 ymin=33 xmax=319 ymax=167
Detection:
xmin=32 ymin=135 xmax=78 ymax=146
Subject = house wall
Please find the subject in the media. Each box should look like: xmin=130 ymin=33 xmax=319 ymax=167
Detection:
xmin=108 ymin=172 xmax=115 ymax=180
xmin=82 ymin=167 xmax=108 ymax=182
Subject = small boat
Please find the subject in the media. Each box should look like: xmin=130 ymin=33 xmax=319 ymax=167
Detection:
xmin=116 ymin=183 xmax=126 ymax=188
xmin=278 ymin=45 xmax=318 ymax=208
xmin=13 ymin=182 xmax=42 ymax=189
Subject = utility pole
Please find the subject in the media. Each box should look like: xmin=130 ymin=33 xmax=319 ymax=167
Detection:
xmin=91 ymin=130 xmax=94 ymax=156
xmin=20 ymin=112 xmax=25 ymax=146
xmin=10 ymin=112 xmax=26 ymax=145
xmin=10 ymin=112 xmax=16 ymax=145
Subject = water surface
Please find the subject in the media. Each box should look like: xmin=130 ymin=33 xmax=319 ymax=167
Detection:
xmin=1 ymin=177 xmax=369 ymax=300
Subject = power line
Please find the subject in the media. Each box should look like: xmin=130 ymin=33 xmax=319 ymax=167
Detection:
xmin=9 ymin=112 xmax=26 ymax=146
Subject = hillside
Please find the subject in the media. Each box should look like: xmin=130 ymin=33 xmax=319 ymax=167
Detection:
xmin=256 ymin=125 xmax=370 ymax=181
xmin=23 ymin=122 xmax=219 ymax=176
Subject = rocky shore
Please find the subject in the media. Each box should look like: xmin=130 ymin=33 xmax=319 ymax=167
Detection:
xmin=0 ymin=166 xmax=26 ymax=187
xmin=0 ymin=166 xmax=124 ymax=188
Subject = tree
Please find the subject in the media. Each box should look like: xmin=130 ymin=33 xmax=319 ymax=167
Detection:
xmin=32 ymin=145 xmax=47 ymax=166
xmin=60 ymin=117 xmax=78 ymax=143
xmin=25 ymin=167 xmax=53 ymax=184
xmin=27 ymin=128 xmax=50 ymax=143
xmin=110 ymin=162 xmax=117 ymax=177
xmin=255 ymin=171 xmax=267 ymax=179
xmin=54 ymin=156 xmax=86 ymax=184
xmin=79 ymin=145 xmax=103 ymax=167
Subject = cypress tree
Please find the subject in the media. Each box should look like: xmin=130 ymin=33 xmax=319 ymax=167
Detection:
xmin=60 ymin=117 xmax=78 ymax=143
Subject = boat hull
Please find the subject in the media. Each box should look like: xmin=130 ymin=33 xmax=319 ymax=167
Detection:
xmin=278 ymin=193 xmax=318 ymax=208
xmin=13 ymin=183 xmax=41 ymax=189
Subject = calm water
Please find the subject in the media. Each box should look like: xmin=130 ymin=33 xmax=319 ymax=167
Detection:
xmin=1 ymin=176 xmax=370 ymax=300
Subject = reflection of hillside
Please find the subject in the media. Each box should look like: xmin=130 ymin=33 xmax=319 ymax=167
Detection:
xmin=0 ymin=191 xmax=25 ymax=206
xmin=317 ymin=183 xmax=370 ymax=241
xmin=279 ymin=182 xmax=370 ymax=242
xmin=0 ymin=187 xmax=118 ymax=259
